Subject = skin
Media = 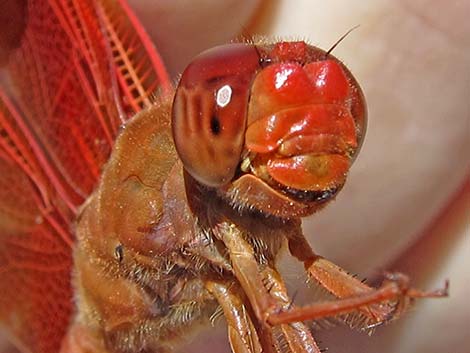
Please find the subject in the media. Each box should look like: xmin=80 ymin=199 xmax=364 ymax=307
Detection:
xmin=0 ymin=1 xmax=467 ymax=352
xmin=130 ymin=1 xmax=469 ymax=353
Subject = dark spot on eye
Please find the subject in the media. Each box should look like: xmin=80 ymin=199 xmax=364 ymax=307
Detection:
xmin=210 ymin=115 xmax=221 ymax=135
xmin=114 ymin=244 xmax=124 ymax=263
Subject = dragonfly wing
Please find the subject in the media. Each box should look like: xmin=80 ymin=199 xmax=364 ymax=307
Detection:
xmin=0 ymin=0 xmax=170 ymax=352
xmin=0 ymin=91 xmax=74 ymax=353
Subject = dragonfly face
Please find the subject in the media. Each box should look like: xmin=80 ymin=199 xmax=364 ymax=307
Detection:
xmin=172 ymin=41 xmax=367 ymax=217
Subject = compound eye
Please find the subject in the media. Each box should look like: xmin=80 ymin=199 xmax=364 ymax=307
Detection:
xmin=172 ymin=44 xmax=260 ymax=187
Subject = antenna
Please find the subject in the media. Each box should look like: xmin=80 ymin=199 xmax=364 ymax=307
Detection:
xmin=325 ymin=25 xmax=360 ymax=58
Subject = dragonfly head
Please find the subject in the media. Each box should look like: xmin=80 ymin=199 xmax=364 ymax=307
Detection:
xmin=172 ymin=41 xmax=366 ymax=217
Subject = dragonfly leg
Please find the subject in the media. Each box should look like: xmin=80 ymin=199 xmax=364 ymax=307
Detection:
xmin=213 ymin=222 xmax=277 ymax=323
xmin=260 ymin=266 xmax=323 ymax=353
xmin=268 ymin=272 xmax=448 ymax=326
xmin=287 ymin=232 xmax=448 ymax=326
xmin=213 ymin=222 xmax=322 ymax=353
xmin=205 ymin=280 xmax=264 ymax=353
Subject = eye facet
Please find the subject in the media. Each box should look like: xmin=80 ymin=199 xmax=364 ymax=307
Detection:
xmin=172 ymin=44 xmax=261 ymax=187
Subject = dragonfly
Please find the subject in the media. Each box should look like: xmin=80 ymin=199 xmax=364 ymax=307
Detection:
xmin=0 ymin=1 xmax=448 ymax=352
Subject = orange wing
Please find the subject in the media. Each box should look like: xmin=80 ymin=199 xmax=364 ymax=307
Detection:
xmin=0 ymin=1 xmax=170 ymax=352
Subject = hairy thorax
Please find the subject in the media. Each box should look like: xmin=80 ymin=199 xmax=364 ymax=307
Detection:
xmin=72 ymin=98 xmax=295 ymax=352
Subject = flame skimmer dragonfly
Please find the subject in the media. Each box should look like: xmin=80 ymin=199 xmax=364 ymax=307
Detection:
xmin=0 ymin=0 xmax=447 ymax=352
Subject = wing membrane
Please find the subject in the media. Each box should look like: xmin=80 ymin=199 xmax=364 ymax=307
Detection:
xmin=0 ymin=0 xmax=169 ymax=352
xmin=0 ymin=92 xmax=74 ymax=353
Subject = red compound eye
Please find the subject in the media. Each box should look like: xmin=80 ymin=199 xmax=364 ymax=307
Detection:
xmin=172 ymin=43 xmax=260 ymax=187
